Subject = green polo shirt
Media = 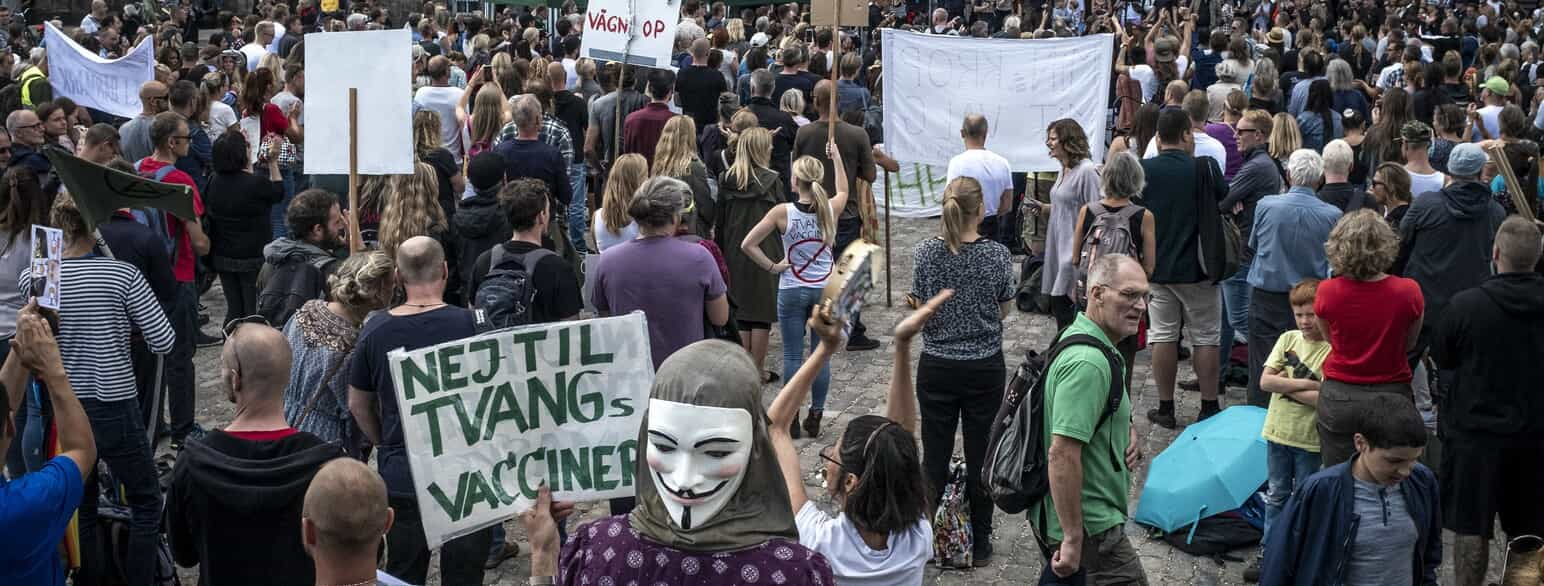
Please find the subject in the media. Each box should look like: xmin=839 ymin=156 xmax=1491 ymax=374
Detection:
xmin=1029 ymin=313 xmax=1133 ymax=543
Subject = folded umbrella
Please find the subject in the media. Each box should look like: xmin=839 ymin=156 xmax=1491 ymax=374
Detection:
xmin=1133 ymin=406 xmax=1269 ymax=534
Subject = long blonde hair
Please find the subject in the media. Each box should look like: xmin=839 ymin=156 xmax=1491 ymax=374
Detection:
xmin=792 ymin=155 xmax=834 ymax=245
xmin=601 ymin=154 xmax=647 ymax=236
xmin=651 ymin=115 xmax=699 ymax=178
xmin=780 ymin=90 xmax=805 ymax=118
xmin=941 ymin=177 xmax=984 ymax=254
xmin=378 ymin=162 xmax=448 ymax=256
xmin=1269 ymin=112 xmax=1302 ymax=160
xmin=469 ymin=84 xmax=505 ymax=148
xmin=726 ymin=126 xmax=771 ymax=190
xmin=412 ymin=109 xmax=443 ymax=159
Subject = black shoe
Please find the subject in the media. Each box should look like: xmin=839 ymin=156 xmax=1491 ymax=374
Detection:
xmin=1198 ymin=406 xmax=1222 ymax=422
xmin=197 ymin=312 xmax=210 ymax=326
xmin=846 ymin=334 xmax=881 ymax=351
xmin=1178 ymin=345 xmax=1192 ymax=361
xmin=971 ymin=540 xmax=993 ymax=567
xmin=1146 ymin=408 xmax=1177 ymax=429
xmin=1243 ymin=555 xmax=1262 ymax=582
xmin=196 ymin=330 xmax=225 ymax=348
xmin=789 ymin=410 xmax=801 ymax=439
xmin=803 ymin=409 xmax=823 ymax=438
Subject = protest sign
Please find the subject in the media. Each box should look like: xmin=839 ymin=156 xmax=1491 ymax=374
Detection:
xmin=881 ymin=30 xmax=1113 ymax=172
xmin=45 ymin=149 xmax=195 ymax=231
xmin=822 ymin=240 xmax=878 ymax=333
xmin=42 ymin=23 xmax=155 ymax=119
xmin=389 ymin=313 xmax=654 ymax=547
xmin=31 ymin=225 xmax=62 ymax=310
xmin=812 ymin=0 xmax=867 ymax=26
xmin=580 ymin=0 xmax=680 ymax=68
xmin=876 ymin=161 xmax=951 ymax=218
xmin=302 ymin=29 xmax=414 ymax=175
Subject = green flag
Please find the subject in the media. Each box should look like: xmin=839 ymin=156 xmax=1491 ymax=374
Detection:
xmin=44 ymin=149 xmax=196 ymax=232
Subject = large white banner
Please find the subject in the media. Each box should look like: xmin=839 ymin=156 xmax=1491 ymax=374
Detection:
xmin=876 ymin=161 xmax=950 ymax=218
xmin=389 ymin=313 xmax=653 ymax=547
xmin=42 ymin=23 xmax=154 ymax=119
xmin=882 ymin=30 xmax=1113 ymax=172
xmin=580 ymin=0 xmax=680 ymax=69
xmin=303 ymin=29 xmax=414 ymax=175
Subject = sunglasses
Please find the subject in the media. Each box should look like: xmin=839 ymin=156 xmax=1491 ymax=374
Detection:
xmin=223 ymin=314 xmax=271 ymax=375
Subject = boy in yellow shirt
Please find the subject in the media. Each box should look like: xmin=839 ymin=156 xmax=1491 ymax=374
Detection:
xmin=1245 ymin=278 xmax=1331 ymax=582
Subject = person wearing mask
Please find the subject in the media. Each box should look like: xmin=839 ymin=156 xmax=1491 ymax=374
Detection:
xmin=1400 ymin=122 xmax=1446 ymax=198
xmin=1314 ymin=211 xmax=1426 ymax=467
xmin=519 ymin=339 xmax=835 ymax=585
xmin=0 ymin=304 xmax=96 ymax=585
xmin=412 ymin=56 xmax=466 ymax=163
xmin=282 ymin=252 xmax=396 ymax=459
xmin=205 ymin=130 xmax=284 ymax=329
xmin=347 ymin=236 xmax=493 ymax=585
xmin=740 ymin=149 xmax=849 ymax=438
xmin=946 ymin=115 xmax=1014 ymax=249
xmin=1032 ymin=254 xmax=1149 ymax=584
xmin=715 ymin=128 xmax=783 ymax=386
xmin=1259 ymin=394 xmax=1440 ymax=586
xmin=167 ymin=320 xmax=343 ymax=585
xmin=301 ymin=459 xmax=418 ymax=585
xmin=622 ymin=68 xmax=678 ymax=165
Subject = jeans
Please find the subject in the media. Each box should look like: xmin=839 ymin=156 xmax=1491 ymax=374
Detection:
xmin=1217 ymin=260 xmax=1251 ymax=388
xmin=834 ymin=216 xmax=866 ymax=339
xmin=166 ymin=283 xmax=198 ymax=440
xmin=385 ymin=495 xmax=493 ymax=585
xmin=271 ymin=166 xmax=304 ymax=240
xmin=76 ymin=398 xmax=162 ymax=586
xmin=778 ymin=287 xmax=831 ymax=410
xmin=567 ymin=162 xmax=589 ymax=254
xmin=21 ymin=381 xmax=49 ymax=471
xmin=218 ymin=270 xmax=259 ymax=328
xmin=918 ymin=352 xmax=1004 ymax=547
xmin=1262 ymin=441 xmax=1320 ymax=547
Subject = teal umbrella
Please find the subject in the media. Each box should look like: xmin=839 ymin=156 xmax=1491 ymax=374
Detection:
xmin=1134 ymin=406 xmax=1269 ymax=534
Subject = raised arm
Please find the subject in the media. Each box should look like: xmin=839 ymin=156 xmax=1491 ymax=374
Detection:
xmin=886 ymin=290 xmax=952 ymax=435
xmin=15 ymin=303 xmax=95 ymax=478
xmin=768 ymin=306 xmax=845 ymax=513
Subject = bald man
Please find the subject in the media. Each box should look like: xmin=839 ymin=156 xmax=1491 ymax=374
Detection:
xmin=414 ymin=55 xmax=467 ymax=163
xmin=119 ymin=81 xmax=169 ymax=162
xmin=347 ymin=236 xmax=492 ymax=584
xmin=304 ymin=459 xmax=405 ymax=586
xmin=166 ymin=321 xmax=343 ymax=585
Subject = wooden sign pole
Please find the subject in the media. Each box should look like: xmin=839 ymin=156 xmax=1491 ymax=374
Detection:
xmin=348 ymin=88 xmax=362 ymax=253
xmin=883 ymin=169 xmax=893 ymax=307
xmin=827 ymin=15 xmax=841 ymax=142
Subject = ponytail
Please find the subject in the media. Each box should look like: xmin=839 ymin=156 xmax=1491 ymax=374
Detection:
xmin=837 ymin=415 xmax=930 ymax=536
xmin=939 ymin=177 xmax=983 ymax=254
xmin=793 ymin=156 xmax=835 ymax=245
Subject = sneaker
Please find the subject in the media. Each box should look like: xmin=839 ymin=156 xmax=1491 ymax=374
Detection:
xmin=1146 ymin=408 xmax=1177 ymax=430
xmin=846 ymin=334 xmax=881 ymax=351
xmin=789 ymin=410 xmax=801 ymax=439
xmin=485 ymin=542 xmax=518 ymax=569
xmin=196 ymin=330 xmax=225 ymax=348
xmin=1243 ymin=555 xmax=1263 ymax=582
xmin=971 ymin=540 xmax=993 ymax=568
xmin=803 ymin=409 xmax=823 ymax=438
xmin=1198 ymin=405 xmax=1222 ymax=422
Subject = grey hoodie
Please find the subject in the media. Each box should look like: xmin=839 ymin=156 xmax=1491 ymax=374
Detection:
xmin=257 ymin=237 xmax=339 ymax=290
xmin=1393 ymin=180 xmax=1505 ymax=330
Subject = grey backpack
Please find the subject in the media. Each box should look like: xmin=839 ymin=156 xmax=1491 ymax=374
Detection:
xmin=1073 ymin=201 xmax=1143 ymax=306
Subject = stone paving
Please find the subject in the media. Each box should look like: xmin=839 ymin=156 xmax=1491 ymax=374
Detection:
xmin=177 ymin=215 xmax=1505 ymax=585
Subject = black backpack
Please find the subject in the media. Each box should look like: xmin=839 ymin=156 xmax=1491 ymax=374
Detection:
xmin=472 ymin=245 xmax=554 ymax=333
xmin=1015 ymin=253 xmax=1050 ymax=314
xmin=983 ymin=334 xmax=1124 ymax=514
xmin=256 ymin=254 xmax=334 ymax=327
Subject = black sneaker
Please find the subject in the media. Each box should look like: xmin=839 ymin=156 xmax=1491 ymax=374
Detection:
xmin=846 ymin=334 xmax=881 ymax=351
xmin=196 ymin=330 xmax=225 ymax=348
xmin=1243 ymin=555 xmax=1263 ymax=582
xmin=1198 ymin=405 xmax=1222 ymax=422
xmin=971 ymin=540 xmax=993 ymax=567
xmin=1146 ymin=408 xmax=1177 ymax=429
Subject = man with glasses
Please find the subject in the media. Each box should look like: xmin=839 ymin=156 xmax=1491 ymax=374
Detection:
xmin=5 ymin=109 xmax=51 ymax=179
xmin=1030 ymin=254 xmax=1149 ymax=584
xmin=1217 ymin=109 xmax=1284 ymax=407
xmin=119 ymin=81 xmax=171 ymax=163
xmin=167 ymin=318 xmax=342 ymax=585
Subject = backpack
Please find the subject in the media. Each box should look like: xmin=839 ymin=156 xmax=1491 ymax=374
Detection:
xmin=471 ymin=245 xmax=555 ymax=333
xmin=0 ymin=80 xmax=21 ymax=117
xmin=983 ymin=333 xmax=1124 ymax=515
xmin=1072 ymin=202 xmax=1143 ymax=306
xmin=256 ymin=253 xmax=334 ymax=327
xmin=1015 ymin=253 xmax=1050 ymax=314
xmin=89 ymin=461 xmax=182 ymax=586
xmin=1160 ymin=513 xmax=1263 ymax=557
xmin=1194 ymin=157 xmax=1243 ymax=283
xmin=131 ymin=161 xmax=181 ymax=261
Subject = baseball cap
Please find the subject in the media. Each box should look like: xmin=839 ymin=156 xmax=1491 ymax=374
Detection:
xmin=1446 ymin=142 xmax=1488 ymax=178
xmin=467 ymin=152 xmax=506 ymax=192
xmin=1481 ymin=76 xmax=1511 ymax=96
xmin=750 ymin=32 xmax=769 ymax=47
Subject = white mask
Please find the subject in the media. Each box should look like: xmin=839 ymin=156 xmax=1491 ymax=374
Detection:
xmin=644 ymin=399 xmax=754 ymax=531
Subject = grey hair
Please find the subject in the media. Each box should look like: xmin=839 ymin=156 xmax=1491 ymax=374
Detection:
xmin=512 ymin=94 xmax=542 ymax=131
xmin=346 ymin=13 xmax=368 ymax=30
xmin=750 ymin=68 xmax=775 ymax=97
xmin=1326 ymin=59 xmax=1355 ymax=92
xmin=1003 ymin=16 xmax=1021 ymax=31
xmin=1085 ymin=253 xmax=1137 ymax=298
xmin=1322 ymin=140 xmax=1353 ymax=176
xmin=1286 ymin=148 xmax=1325 ymax=187
xmin=4 ymin=109 xmax=33 ymax=135
xmin=1100 ymin=151 xmax=1146 ymax=200
xmin=1501 ymin=43 xmax=1521 ymax=62
xmin=628 ymin=176 xmax=692 ymax=229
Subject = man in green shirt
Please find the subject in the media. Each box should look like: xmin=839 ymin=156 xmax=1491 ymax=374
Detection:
xmin=1031 ymin=253 xmax=1150 ymax=584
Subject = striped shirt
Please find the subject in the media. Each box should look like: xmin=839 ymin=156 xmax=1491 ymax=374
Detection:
xmin=20 ymin=256 xmax=175 ymax=403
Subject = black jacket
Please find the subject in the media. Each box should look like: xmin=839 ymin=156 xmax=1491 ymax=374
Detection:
xmin=1393 ymin=180 xmax=1505 ymax=329
xmin=167 ymin=430 xmax=342 ymax=586
xmin=1317 ymin=182 xmax=1379 ymax=214
xmin=1432 ymin=272 xmax=1544 ymax=442
xmin=747 ymin=96 xmax=797 ymax=188
xmin=451 ymin=187 xmax=512 ymax=292
xmin=205 ymin=170 xmax=285 ymax=261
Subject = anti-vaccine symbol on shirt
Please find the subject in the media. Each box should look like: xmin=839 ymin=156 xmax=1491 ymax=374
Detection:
xmin=787 ymin=238 xmax=833 ymax=284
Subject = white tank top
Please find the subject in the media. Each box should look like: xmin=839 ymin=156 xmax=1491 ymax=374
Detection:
xmin=780 ymin=202 xmax=834 ymax=290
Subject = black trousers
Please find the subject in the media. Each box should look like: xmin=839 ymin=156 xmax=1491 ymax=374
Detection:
xmin=385 ymin=495 xmax=493 ymax=585
xmin=918 ymin=352 xmax=1005 ymax=544
xmin=1247 ymin=288 xmax=1294 ymax=408
xmin=218 ymin=270 xmax=259 ymax=328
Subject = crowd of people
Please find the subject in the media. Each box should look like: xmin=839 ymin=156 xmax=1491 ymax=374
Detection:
xmin=0 ymin=0 xmax=1540 ymax=585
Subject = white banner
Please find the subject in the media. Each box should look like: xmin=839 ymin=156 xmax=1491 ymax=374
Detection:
xmin=876 ymin=161 xmax=950 ymax=218
xmin=882 ymin=30 xmax=1113 ymax=172
xmin=303 ymin=29 xmax=414 ymax=175
xmin=389 ymin=313 xmax=653 ymax=547
xmin=42 ymin=23 xmax=154 ymax=119
xmin=580 ymin=0 xmax=680 ymax=69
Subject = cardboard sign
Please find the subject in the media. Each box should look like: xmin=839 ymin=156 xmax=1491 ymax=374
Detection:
xmin=42 ymin=23 xmax=156 ymax=119
xmin=579 ymin=0 xmax=681 ymax=69
xmin=812 ymin=0 xmax=867 ymax=27
xmin=30 ymin=225 xmax=62 ymax=310
xmin=303 ymin=29 xmax=415 ymax=175
xmin=389 ymin=313 xmax=654 ymax=547
xmin=822 ymin=240 xmax=878 ymax=331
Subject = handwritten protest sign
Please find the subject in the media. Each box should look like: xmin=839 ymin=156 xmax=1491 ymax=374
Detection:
xmin=42 ymin=23 xmax=155 ymax=119
xmin=876 ymin=160 xmax=951 ymax=218
xmin=389 ymin=313 xmax=653 ymax=547
xmin=580 ymin=0 xmax=680 ymax=68
xmin=882 ymin=30 xmax=1112 ymax=171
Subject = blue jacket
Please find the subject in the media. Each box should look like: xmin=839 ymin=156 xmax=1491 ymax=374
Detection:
xmin=1260 ymin=455 xmax=1441 ymax=586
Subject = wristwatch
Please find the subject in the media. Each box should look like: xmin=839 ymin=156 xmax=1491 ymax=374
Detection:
xmin=528 ymin=577 xmax=555 ymax=586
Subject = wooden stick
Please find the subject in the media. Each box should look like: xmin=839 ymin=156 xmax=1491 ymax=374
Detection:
xmin=1486 ymin=143 xmax=1532 ymax=217
xmin=883 ymin=168 xmax=893 ymax=307
xmin=828 ymin=17 xmax=841 ymax=142
xmin=348 ymin=88 xmax=362 ymax=253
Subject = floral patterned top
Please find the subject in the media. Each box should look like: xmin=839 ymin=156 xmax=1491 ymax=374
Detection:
xmin=560 ymin=515 xmax=835 ymax=585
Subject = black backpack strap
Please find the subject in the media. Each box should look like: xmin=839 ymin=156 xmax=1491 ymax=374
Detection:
xmin=489 ymin=244 xmax=506 ymax=269
xmin=1046 ymin=333 xmax=1126 ymax=427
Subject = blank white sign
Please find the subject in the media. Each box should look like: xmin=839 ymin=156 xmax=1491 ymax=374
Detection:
xmin=303 ymin=29 xmax=414 ymax=175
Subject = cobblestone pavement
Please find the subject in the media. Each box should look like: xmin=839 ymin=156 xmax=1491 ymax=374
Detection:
xmin=178 ymin=215 xmax=1504 ymax=585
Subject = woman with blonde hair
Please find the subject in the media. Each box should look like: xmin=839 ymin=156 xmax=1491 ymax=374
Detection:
xmin=1312 ymin=209 xmax=1425 ymax=467
xmin=652 ymin=115 xmax=714 ymax=236
xmin=909 ymin=174 xmax=1013 ymax=566
xmin=464 ymin=83 xmax=506 ymax=162
xmin=1268 ymin=112 xmax=1302 ymax=167
xmin=781 ymin=89 xmax=810 ymax=126
xmin=412 ymin=109 xmax=463 ymax=222
xmin=740 ymin=145 xmax=849 ymax=438
xmin=592 ymin=154 xmax=647 ymax=252
xmin=716 ymin=127 xmax=784 ymax=384
xmin=379 ymin=162 xmax=458 ymax=303
xmin=283 ymin=252 xmax=396 ymax=459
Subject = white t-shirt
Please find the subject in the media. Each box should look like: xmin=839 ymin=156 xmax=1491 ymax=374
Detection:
xmin=207 ymin=100 xmax=238 ymax=136
xmin=1143 ymin=132 xmax=1228 ymax=171
xmin=268 ymin=22 xmax=287 ymax=53
xmin=795 ymin=502 xmax=932 ymax=586
xmin=1129 ymin=56 xmax=1189 ymax=103
xmin=1473 ymin=104 xmax=1503 ymax=141
xmin=945 ymin=148 xmax=1014 ymax=217
xmin=414 ymin=85 xmax=466 ymax=162
xmin=562 ymin=57 xmax=580 ymax=89
xmin=240 ymin=43 xmax=269 ymax=74
xmin=80 ymin=14 xmax=102 ymax=35
xmin=592 ymin=215 xmax=639 ymax=252
xmin=1408 ymin=169 xmax=1446 ymax=196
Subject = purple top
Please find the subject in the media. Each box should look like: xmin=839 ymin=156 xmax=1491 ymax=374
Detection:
xmin=1205 ymin=122 xmax=1242 ymax=182
xmin=592 ymin=236 xmax=729 ymax=368
xmin=561 ymin=515 xmax=835 ymax=585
